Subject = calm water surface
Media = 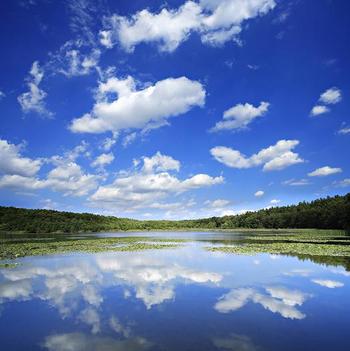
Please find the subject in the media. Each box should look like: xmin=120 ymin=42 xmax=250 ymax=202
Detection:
xmin=1 ymin=232 xmax=350 ymax=351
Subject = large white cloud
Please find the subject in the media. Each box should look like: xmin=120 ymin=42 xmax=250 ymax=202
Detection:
xmin=210 ymin=101 xmax=269 ymax=132
xmin=100 ymin=1 xmax=203 ymax=52
xmin=210 ymin=139 xmax=304 ymax=171
xmin=0 ymin=139 xmax=42 ymax=177
xmin=89 ymin=152 xmax=223 ymax=211
xmin=69 ymin=76 xmax=205 ymax=134
xmin=0 ymin=162 xmax=99 ymax=197
xmin=0 ymin=141 xmax=99 ymax=197
xmin=99 ymin=0 xmax=276 ymax=51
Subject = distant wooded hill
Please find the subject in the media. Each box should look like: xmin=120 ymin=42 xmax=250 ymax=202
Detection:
xmin=0 ymin=193 xmax=349 ymax=233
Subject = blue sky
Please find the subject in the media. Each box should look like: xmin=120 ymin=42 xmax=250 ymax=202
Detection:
xmin=0 ymin=0 xmax=349 ymax=219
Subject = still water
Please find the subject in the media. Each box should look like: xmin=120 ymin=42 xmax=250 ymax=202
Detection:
xmin=1 ymin=232 xmax=350 ymax=351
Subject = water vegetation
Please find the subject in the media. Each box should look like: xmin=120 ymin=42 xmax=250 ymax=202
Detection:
xmin=207 ymin=230 xmax=350 ymax=260
xmin=0 ymin=236 xmax=184 ymax=260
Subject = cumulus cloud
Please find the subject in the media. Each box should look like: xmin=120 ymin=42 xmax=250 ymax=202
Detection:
xmin=142 ymin=152 xmax=180 ymax=173
xmin=312 ymin=279 xmax=344 ymax=289
xmin=210 ymin=139 xmax=304 ymax=171
xmin=319 ymin=87 xmax=342 ymax=105
xmin=308 ymin=166 xmax=342 ymax=177
xmin=44 ymin=162 xmax=100 ymax=196
xmin=89 ymin=152 xmax=223 ymax=212
xmin=69 ymin=75 xmax=205 ymax=134
xmin=254 ymin=190 xmax=264 ymax=197
xmin=0 ymin=139 xmax=42 ymax=177
xmin=214 ymin=286 xmax=311 ymax=320
xmin=0 ymin=141 xmax=99 ymax=197
xmin=96 ymin=255 xmax=222 ymax=309
xmin=99 ymin=0 xmax=276 ymax=52
xmin=310 ymin=105 xmax=329 ymax=117
xmin=17 ymin=61 xmax=53 ymax=117
xmin=210 ymin=101 xmax=269 ymax=132
xmin=270 ymin=199 xmax=280 ymax=205
xmin=91 ymin=153 xmax=114 ymax=168
xmin=310 ymin=87 xmax=342 ymax=117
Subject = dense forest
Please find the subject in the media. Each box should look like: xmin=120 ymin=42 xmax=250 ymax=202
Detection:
xmin=0 ymin=193 xmax=349 ymax=234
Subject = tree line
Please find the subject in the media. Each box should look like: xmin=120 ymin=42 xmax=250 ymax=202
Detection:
xmin=0 ymin=193 xmax=349 ymax=234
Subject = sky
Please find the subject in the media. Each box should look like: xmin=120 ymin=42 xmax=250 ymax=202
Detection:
xmin=0 ymin=0 xmax=349 ymax=219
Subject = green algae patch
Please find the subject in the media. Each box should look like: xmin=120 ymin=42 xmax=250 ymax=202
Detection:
xmin=0 ymin=262 xmax=20 ymax=269
xmin=208 ymin=242 xmax=350 ymax=257
xmin=0 ymin=237 xmax=184 ymax=259
xmin=207 ymin=230 xmax=350 ymax=258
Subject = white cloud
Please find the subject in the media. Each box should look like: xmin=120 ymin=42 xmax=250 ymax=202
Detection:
xmin=142 ymin=152 xmax=180 ymax=173
xmin=205 ymin=199 xmax=230 ymax=208
xmin=0 ymin=142 xmax=99 ymax=197
xmin=79 ymin=307 xmax=100 ymax=334
xmin=254 ymin=190 xmax=264 ymax=197
xmin=308 ymin=166 xmax=342 ymax=177
xmin=91 ymin=153 xmax=114 ymax=168
xmin=213 ymin=334 xmax=258 ymax=351
xmin=0 ymin=279 xmax=33 ymax=302
xmin=283 ymin=178 xmax=310 ymax=186
xmin=58 ymin=48 xmax=100 ymax=77
xmin=43 ymin=333 xmax=151 ymax=351
xmin=0 ymin=175 xmax=46 ymax=191
xmin=0 ymin=90 xmax=5 ymax=100
xmin=101 ymin=2 xmax=203 ymax=53
xmin=333 ymin=178 xmax=350 ymax=187
xmin=210 ymin=101 xmax=269 ymax=132
xmin=211 ymin=139 xmax=304 ymax=171
xmin=0 ymin=139 xmax=42 ymax=177
xmin=100 ymin=137 xmax=117 ymax=151
xmin=89 ymin=152 xmax=223 ymax=212
xmin=312 ymin=279 xmax=344 ymax=289
xmin=270 ymin=199 xmax=280 ymax=205
xmin=17 ymin=61 xmax=53 ymax=117
xmin=338 ymin=127 xmax=350 ymax=135
xmin=96 ymin=255 xmax=221 ymax=309
xmin=109 ymin=315 xmax=131 ymax=338
xmin=122 ymin=132 xmax=137 ymax=147
xmin=310 ymin=87 xmax=342 ymax=117
xmin=319 ymin=87 xmax=342 ymax=105
xmin=44 ymin=162 xmax=100 ymax=196
xmin=69 ymin=75 xmax=205 ymax=134
xmin=99 ymin=0 xmax=276 ymax=52
xmin=214 ymin=286 xmax=310 ymax=320
xmin=310 ymin=105 xmax=329 ymax=116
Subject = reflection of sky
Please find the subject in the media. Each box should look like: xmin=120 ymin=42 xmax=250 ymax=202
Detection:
xmin=0 ymin=242 xmax=350 ymax=351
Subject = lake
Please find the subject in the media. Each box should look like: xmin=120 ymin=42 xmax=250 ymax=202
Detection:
xmin=1 ymin=231 xmax=350 ymax=351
